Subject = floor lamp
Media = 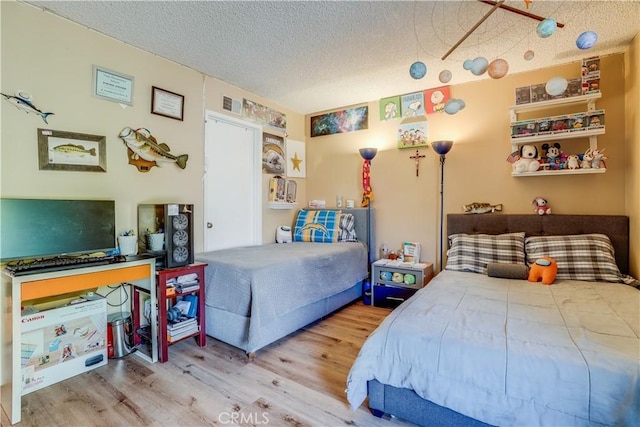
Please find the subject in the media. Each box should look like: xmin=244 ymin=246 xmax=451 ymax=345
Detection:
xmin=359 ymin=147 xmax=377 ymax=265
xmin=431 ymin=140 xmax=453 ymax=272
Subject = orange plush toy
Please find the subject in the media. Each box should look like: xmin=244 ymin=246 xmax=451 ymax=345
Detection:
xmin=528 ymin=257 xmax=558 ymax=285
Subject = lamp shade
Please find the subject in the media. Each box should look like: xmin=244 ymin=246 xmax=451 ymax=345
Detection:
xmin=359 ymin=147 xmax=378 ymax=161
xmin=431 ymin=140 xmax=453 ymax=156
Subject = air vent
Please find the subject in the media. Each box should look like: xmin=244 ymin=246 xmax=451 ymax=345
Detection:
xmin=222 ymin=96 xmax=242 ymax=115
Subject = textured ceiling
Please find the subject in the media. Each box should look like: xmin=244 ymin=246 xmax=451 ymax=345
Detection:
xmin=26 ymin=0 xmax=640 ymax=114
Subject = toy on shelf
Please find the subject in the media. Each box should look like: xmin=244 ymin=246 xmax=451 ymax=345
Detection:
xmin=532 ymin=197 xmax=551 ymax=215
xmin=566 ymin=154 xmax=580 ymax=170
xmin=541 ymin=142 xmax=566 ymax=170
xmin=591 ymin=148 xmax=607 ymax=169
xmin=513 ymin=145 xmax=540 ymax=173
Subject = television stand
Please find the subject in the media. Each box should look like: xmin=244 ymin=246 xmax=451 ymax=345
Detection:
xmin=0 ymin=257 xmax=157 ymax=425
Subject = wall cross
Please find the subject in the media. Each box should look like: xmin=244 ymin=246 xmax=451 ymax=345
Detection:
xmin=409 ymin=149 xmax=426 ymax=177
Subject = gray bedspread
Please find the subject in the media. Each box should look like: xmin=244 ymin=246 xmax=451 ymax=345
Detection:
xmin=347 ymin=271 xmax=640 ymax=426
xmin=196 ymin=242 xmax=367 ymax=349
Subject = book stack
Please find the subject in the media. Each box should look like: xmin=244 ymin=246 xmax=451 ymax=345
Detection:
xmin=167 ymin=273 xmax=200 ymax=294
xmin=167 ymin=316 xmax=198 ymax=343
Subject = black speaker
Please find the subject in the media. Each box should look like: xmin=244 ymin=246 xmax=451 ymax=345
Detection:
xmin=138 ymin=203 xmax=194 ymax=268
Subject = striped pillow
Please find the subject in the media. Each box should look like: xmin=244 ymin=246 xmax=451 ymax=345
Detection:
xmin=293 ymin=210 xmax=341 ymax=243
xmin=338 ymin=213 xmax=358 ymax=242
xmin=446 ymin=232 xmax=526 ymax=274
xmin=525 ymin=234 xmax=637 ymax=285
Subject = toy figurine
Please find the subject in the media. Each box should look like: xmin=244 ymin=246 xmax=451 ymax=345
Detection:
xmin=532 ymin=197 xmax=551 ymax=215
xmin=566 ymin=154 xmax=580 ymax=170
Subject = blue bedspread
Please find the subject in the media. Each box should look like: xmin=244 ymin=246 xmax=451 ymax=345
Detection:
xmin=347 ymin=271 xmax=640 ymax=426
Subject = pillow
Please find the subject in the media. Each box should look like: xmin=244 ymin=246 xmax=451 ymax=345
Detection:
xmin=338 ymin=213 xmax=358 ymax=242
xmin=446 ymin=232 xmax=526 ymax=274
xmin=487 ymin=262 xmax=529 ymax=280
xmin=293 ymin=209 xmax=341 ymax=243
xmin=525 ymin=234 xmax=638 ymax=286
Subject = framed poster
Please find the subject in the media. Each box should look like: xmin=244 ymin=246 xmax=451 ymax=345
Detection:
xmin=38 ymin=128 xmax=106 ymax=172
xmin=379 ymin=96 xmax=401 ymax=121
xmin=401 ymin=92 xmax=425 ymax=117
xmin=92 ymin=65 xmax=134 ymax=106
xmin=397 ymin=119 xmax=428 ymax=149
xmin=262 ymin=132 xmax=286 ymax=174
xmin=310 ymin=106 xmax=368 ymax=137
xmin=151 ymin=86 xmax=184 ymax=120
xmin=286 ymin=139 xmax=306 ymax=178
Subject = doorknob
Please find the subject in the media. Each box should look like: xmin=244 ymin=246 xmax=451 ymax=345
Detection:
xmin=207 ymin=222 xmax=213 ymax=228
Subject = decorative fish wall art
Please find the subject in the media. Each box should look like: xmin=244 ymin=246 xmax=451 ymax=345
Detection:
xmin=1 ymin=90 xmax=54 ymax=124
xmin=118 ymin=127 xmax=188 ymax=172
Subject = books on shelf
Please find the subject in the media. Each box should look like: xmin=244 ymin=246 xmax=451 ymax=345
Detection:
xmin=167 ymin=317 xmax=198 ymax=342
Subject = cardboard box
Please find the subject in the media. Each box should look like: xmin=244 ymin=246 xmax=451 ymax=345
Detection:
xmin=21 ymin=297 xmax=107 ymax=395
xmin=403 ymin=242 xmax=421 ymax=263
xmin=515 ymin=86 xmax=531 ymax=104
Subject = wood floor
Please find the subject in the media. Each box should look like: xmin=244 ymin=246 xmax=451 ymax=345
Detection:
xmin=3 ymin=301 xmax=415 ymax=427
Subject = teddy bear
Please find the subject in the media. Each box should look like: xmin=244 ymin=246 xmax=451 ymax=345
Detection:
xmin=528 ymin=257 xmax=558 ymax=285
xmin=566 ymin=154 xmax=580 ymax=170
xmin=513 ymin=145 xmax=540 ymax=173
xmin=532 ymin=197 xmax=551 ymax=215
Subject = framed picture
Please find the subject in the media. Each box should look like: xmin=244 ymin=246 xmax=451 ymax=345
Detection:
xmin=92 ymin=65 xmax=134 ymax=106
xmin=151 ymin=86 xmax=184 ymax=121
xmin=37 ymin=128 xmax=106 ymax=172
xmin=286 ymin=139 xmax=306 ymax=178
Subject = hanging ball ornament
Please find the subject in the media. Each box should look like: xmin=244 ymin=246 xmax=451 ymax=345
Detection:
xmin=470 ymin=57 xmax=489 ymax=76
xmin=545 ymin=77 xmax=568 ymax=96
xmin=576 ymin=31 xmax=598 ymax=50
xmin=463 ymin=59 xmax=473 ymax=70
xmin=488 ymin=58 xmax=509 ymax=79
xmin=524 ymin=50 xmax=535 ymax=61
xmin=536 ymin=18 xmax=557 ymax=38
xmin=444 ymin=99 xmax=466 ymax=115
xmin=409 ymin=61 xmax=427 ymax=79
xmin=439 ymin=69 xmax=452 ymax=84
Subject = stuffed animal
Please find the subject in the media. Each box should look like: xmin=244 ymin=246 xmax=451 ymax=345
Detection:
xmin=532 ymin=197 xmax=551 ymax=215
xmin=566 ymin=154 xmax=580 ymax=170
xmin=513 ymin=145 xmax=540 ymax=173
xmin=541 ymin=142 xmax=565 ymax=170
xmin=528 ymin=257 xmax=558 ymax=285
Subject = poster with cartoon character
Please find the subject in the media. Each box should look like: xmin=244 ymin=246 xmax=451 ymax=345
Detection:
xmin=397 ymin=117 xmax=428 ymax=149
xmin=379 ymin=95 xmax=401 ymax=121
xmin=401 ymin=92 xmax=425 ymax=117
xmin=425 ymin=86 xmax=450 ymax=114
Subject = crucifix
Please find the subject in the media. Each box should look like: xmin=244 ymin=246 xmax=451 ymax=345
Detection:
xmin=409 ymin=149 xmax=426 ymax=177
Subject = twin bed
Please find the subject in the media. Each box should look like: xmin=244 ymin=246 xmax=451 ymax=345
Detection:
xmin=195 ymin=208 xmax=374 ymax=356
xmin=347 ymin=214 xmax=639 ymax=426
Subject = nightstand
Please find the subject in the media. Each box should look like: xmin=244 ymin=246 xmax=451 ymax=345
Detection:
xmin=371 ymin=259 xmax=433 ymax=308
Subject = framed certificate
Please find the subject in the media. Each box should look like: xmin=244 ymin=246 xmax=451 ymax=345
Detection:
xmin=151 ymin=86 xmax=184 ymax=121
xmin=92 ymin=65 xmax=134 ymax=106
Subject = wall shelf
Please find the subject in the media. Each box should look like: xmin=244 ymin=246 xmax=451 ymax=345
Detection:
xmin=512 ymin=168 xmax=606 ymax=177
xmin=509 ymin=92 xmax=601 ymax=119
xmin=267 ymin=202 xmax=297 ymax=210
xmin=510 ymin=127 xmax=605 ymax=146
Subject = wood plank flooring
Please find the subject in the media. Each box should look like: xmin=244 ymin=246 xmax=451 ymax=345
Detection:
xmin=2 ymin=301 xmax=415 ymax=427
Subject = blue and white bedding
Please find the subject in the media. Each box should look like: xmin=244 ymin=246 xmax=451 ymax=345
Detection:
xmin=347 ymin=270 xmax=640 ymax=426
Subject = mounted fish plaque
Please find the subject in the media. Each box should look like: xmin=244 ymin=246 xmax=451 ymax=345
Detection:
xmin=118 ymin=127 xmax=188 ymax=173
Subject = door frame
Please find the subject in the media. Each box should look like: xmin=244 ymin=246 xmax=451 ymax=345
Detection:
xmin=203 ymin=110 xmax=262 ymax=250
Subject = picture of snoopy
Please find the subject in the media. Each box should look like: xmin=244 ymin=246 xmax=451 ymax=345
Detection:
xmin=405 ymin=101 xmax=422 ymax=117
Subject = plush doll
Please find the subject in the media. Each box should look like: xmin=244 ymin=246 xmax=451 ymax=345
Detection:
xmin=541 ymin=142 xmax=565 ymax=170
xmin=532 ymin=197 xmax=551 ymax=215
xmin=513 ymin=145 xmax=540 ymax=173
xmin=566 ymin=154 xmax=580 ymax=170
xmin=528 ymin=257 xmax=558 ymax=285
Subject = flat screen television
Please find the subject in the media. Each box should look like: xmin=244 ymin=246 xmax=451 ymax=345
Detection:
xmin=0 ymin=198 xmax=116 ymax=261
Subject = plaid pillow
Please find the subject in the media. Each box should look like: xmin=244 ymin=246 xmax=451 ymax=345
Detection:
xmin=338 ymin=213 xmax=358 ymax=242
xmin=525 ymin=234 xmax=638 ymax=286
xmin=446 ymin=232 xmax=526 ymax=274
xmin=293 ymin=210 xmax=341 ymax=243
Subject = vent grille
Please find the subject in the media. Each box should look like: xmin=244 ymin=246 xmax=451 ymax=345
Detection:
xmin=222 ymin=96 xmax=241 ymax=114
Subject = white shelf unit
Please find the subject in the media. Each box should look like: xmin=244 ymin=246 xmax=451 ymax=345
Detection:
xmin=509 ymin=93 xmax=605 ymax=177
xmin=267 ymin=202 xmax=297 ymax=209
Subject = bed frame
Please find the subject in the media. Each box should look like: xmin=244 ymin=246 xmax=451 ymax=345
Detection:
xmin=367 ymin=213 xmax=631 ymax=426
xmin=202 ymin=207 xmax=375 ymax=356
